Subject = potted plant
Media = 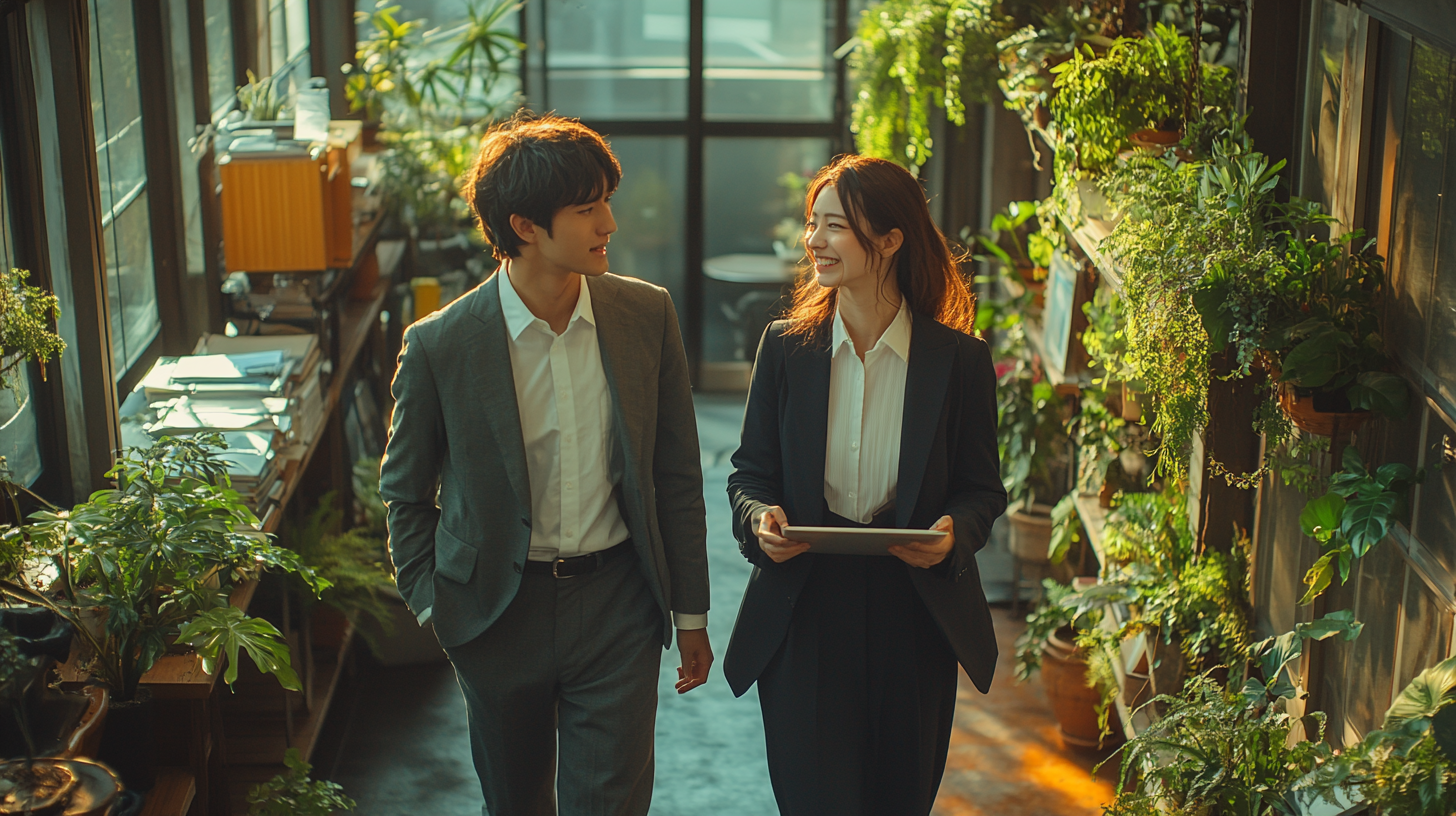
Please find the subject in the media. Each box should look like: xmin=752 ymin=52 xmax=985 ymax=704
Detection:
xmin=1014 ymin=579 xmax=1122 ymax=749
xmin=1 ymin=435 xmax=325 ymax=788
xmin=1097 ymin=611 xmax=1362 ymax=815
xmin=996 ymin=339 xmax=1072 ymax=563
xmin=286 ymin=491 xmax=397 ymax=658
xmin=246 ymin=748 xmax=355 ymax=816
xmin=1262 ymin=231 xmax=1408 ymax=436
xmin=973 ymin=200 xmax=1057 ymax=306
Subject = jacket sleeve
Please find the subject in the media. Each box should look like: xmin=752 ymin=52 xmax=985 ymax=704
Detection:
xmin=653 ymin=291 xmax=711 ymax=617
xmin=726 ymin=325 xmax=784 ymax=567
xmin=380 ymin=323 xmax=446 ymax=616
xmin=941 ymin=336 xmax=1008 ymax=580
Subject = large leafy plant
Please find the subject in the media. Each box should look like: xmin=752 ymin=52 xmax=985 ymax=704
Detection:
xmin=1297 ymin=446 xmax=1423 ymax=604
xmin=1049 ymin=23 xmax=1235 ymax=175
xmin=1099 ymin=611 xmax=1362 ymax=816
xmin=1304 ymin=656 xmax=1456 ymax=815
xmin=0 ymin=435 xmax=324 ymax=702
xmin=247 ymin=748 xmax=356 ymax=816
xmin=996 ymin=337 xmax=1071 ymax=509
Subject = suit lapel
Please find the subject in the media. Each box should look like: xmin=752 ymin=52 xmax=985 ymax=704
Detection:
xmin=466 ymin=274 xmax=532 ymax=517
xmin=588 ymin=277 xmax=652 ymax=486
xmin=897 ymin=315 xmax=955 ymax=527
xmin=785 ymin=334 xmax=831 ymax=526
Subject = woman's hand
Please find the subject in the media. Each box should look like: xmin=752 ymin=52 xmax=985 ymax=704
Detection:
xmin=889 ymin=515 xmax=954 ymax=569
xmin=757 ymin=506 xmax=810 ymax=563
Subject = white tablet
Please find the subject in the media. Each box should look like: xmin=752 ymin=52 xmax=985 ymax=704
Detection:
xmin=780 ymin=526 xmax=948 ymax=556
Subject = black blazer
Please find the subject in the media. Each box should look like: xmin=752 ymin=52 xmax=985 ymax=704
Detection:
xmin=722 ymin=313 xmax=1007 ymax=697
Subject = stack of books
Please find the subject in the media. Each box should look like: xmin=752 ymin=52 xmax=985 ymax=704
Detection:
xmin=136 ymin=333 xmax=324 ymax=520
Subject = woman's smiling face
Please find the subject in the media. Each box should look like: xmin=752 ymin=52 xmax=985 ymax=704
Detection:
xmin=804 ymin=185 xmax=896 ymax=294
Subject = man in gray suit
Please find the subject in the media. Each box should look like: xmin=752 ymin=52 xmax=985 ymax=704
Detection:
xmin=380 ymin=112 xmax=713 ymax=816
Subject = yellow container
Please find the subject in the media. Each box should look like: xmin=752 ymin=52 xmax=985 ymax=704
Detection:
xmin=410 ymin=277 xmax=442 ymax=323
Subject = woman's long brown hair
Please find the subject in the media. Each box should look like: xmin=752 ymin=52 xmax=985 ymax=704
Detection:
xmin=783 ymin=154 xmax=975 ymax=341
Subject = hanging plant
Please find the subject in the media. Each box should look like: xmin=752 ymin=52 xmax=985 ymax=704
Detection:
xmin=0 ymin=268 xmax=64 ymax=390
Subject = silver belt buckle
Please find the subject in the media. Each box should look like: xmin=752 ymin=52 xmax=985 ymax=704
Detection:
xmin=552 ymin=558 xmax=573 ymax=579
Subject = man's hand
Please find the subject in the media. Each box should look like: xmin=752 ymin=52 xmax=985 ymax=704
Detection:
xmin=674 ymin=628 xmax=713 ymax=694
xmin=889 ymin=515 xmax=954 ymax=569
xmin=756 ymin=506 xmax=810 ymax=563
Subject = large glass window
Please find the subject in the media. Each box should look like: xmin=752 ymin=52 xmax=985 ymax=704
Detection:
xmin=204 ymin=0 xmax=236 ymax=120
xmin=545 ymin=0 xmax=688 ymax=120
xmin=604 ymin=135 xmax=687 ymax=319
xmin=170 ymin=0 xmax=206 ymax=277
xmin=704 ymin=0 xmax=833 ymax=121
xmin=0 ymin=105 xmax=45 ymax=489
xmin=89 ymin=0 xmax=160 ymax=376
xmin=703 ymin=137 xmax=828 ymax=362
xmin=1297 ymin=0 xmax=1369 ymax=224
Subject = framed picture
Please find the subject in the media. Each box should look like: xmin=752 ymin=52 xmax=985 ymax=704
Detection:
xmin=1041 ymin=248 xmax=1081 ymax=377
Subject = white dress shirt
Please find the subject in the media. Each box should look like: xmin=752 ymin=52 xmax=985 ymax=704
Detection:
xmin=499 ymin=268 xmax=629 ymax=562
xmin=824 ymin=300 xmax=911 ymax=523
xmin=496 ymin=269 xmax=706 ymax=631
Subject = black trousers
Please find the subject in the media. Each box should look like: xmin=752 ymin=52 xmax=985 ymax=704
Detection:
xmin=756 ymin=507 xmax=960 ymax=816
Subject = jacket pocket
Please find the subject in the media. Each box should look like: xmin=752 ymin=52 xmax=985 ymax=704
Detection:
xmin=434 ymin=525 xmax=478 ymax=584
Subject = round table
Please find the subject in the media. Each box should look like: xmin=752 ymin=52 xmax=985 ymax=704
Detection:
xmin=703 ymin=254 xmax=800 ymax=361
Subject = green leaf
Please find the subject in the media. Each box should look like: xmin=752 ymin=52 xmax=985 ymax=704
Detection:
xmin=1385 ymin=656 xmax=1456 ymax=728
xmin=1433 ymin=703 xmax=1456 ymax=762
xmin=178 ymin=606 xmax=301 ymax=692
xmin=1341 ymin=446 xmax=1368 ymax=478
xmin=1280 ymin=327 xmax=1353 ymax=388
xmin=1347 ymin=371 xmax=1409 ymax=419
xmin=1191 ymin=285 xmax=1231 ymax=353
xmin=1341 ymin=489 xmax=1399 ymax=557
xmin=1295 ymin=609 xmax=1364 ymax=643
xmin=1299 ymin=493 xmax=1346 ymax=543
xmin=1048 ymin=493 xmax=1080 ymax=564
xmin=1299 ymin=552 xmax=1336 ymax=605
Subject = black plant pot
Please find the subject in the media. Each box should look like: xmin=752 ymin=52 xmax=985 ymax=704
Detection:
xmin=96 ymin=690 xmax=155 ymax=791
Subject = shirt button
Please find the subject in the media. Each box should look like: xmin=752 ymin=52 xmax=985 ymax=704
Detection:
xmin=566 ymin=481 xmax=574 ymax=489
xmin=848 ymin=492 xmax=856 ymax=500
xmin=851 ymin=441 xmax=859 ymax=449
xmin=565 ymin=529 xmax=575 ymax=538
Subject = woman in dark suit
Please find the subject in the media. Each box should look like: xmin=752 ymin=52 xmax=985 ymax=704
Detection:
xmin=723 ymin=154 xmax=1007 ymax=816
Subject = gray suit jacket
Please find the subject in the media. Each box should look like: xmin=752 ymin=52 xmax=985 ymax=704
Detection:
xmin=379 ymin=271 xmax=709 ymax=649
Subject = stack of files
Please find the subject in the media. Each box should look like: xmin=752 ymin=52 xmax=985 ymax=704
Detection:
xmin=196 ymin=333 xmax=325 ymax=445
xmin=212 ymin=430 xmax=282 ymax=507
xmin=148 ymin=395 xmax=294 ymax=435
xmin=139 ymin=352 xmax=293 ymax=401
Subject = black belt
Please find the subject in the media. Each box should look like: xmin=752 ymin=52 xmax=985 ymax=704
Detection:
xmin=524 ymin=539 xmax=633 ymax=578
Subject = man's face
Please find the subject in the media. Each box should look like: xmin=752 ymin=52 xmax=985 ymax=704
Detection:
xmin=533 ymin=193 xmax=617 ymax=277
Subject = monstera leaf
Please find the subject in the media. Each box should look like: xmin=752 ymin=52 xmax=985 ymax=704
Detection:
xmin=1385 ymin=655 xmax=1456 ymax=729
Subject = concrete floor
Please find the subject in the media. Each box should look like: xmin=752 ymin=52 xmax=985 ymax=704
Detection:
xmin=313 ymin=394 xmax=1115 ymax=815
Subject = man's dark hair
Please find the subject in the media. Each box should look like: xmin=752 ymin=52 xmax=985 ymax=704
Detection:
xmin=461 ymin=111 xmax=622 ymax=261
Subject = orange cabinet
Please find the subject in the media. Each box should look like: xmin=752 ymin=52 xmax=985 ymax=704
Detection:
xmin=220 ymin=121 xmax=362 ymax=273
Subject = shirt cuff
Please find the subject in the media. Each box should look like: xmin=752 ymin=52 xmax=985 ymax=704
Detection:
xmin=415 ymin=606 xmax=433 ymax=625
xmin=672 ymin=612 xmax=708 ymax=630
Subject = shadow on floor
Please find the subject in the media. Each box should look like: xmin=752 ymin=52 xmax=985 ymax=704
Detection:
xmin=312 ymin=394 xmax=1116 ymax=815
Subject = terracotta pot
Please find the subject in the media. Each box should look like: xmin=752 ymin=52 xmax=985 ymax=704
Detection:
xmin=1041 ymin=627 xmax=1123 ymax=749
xmin=1098 ymin=479 xmax=1116 ymax=509
xmin=1129 ymin=128 xmax=1183 ymax=155
xmin=1278 ymin=383 xmax=1371 ymax=439
xmin=1015 ymin=263 xmax=1049 ymax=308
xmin=63 ymin=686 xmax=109 ymax=760
xmin=1009 ymin=504 xmax=1055 ymax=563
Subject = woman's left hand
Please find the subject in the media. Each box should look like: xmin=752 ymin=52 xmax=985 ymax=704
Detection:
xmin=888 ymin=515 xmax=954 ymax=569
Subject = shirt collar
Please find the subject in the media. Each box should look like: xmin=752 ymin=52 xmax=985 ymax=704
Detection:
xmin=831 ymin=298 xmax=912 ymax=362
xmin=498 ymin=265 xmax=596 ymax=341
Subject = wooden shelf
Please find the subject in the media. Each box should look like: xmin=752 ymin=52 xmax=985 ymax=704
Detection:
xmin=1073 ymin=493 xmax=1110 ymax=566
xmin=1062 ymin=216 xmax=1126 ymax=294
xmin=140 ymin=767 xmax=195 ymax=816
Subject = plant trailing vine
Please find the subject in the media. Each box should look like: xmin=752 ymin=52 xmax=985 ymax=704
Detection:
xmin=0 ymin=269 xmax=65 ymax=390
